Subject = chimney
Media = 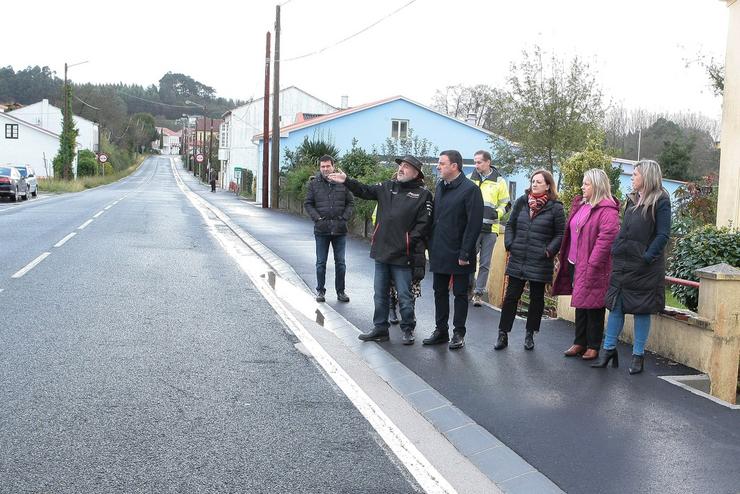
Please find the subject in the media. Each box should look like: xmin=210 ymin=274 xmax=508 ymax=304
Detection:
xmin=466 ymin=112 xmax=477 ymax=125
xmin=340 ymin=95 xmax=349 ymax=109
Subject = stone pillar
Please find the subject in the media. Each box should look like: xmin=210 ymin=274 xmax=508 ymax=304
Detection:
xmin=696 ymin=263 xmax=740 ymax=404
xmin=716 ymin=0 xmax=740 ymax=228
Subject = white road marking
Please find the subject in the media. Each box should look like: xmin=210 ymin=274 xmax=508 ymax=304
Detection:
xmin=0 ymin=288 xmax=4 ymax=293
xmin=171 ymin=159 xmax=456 ymax=494
xmin=12 ymin=252 xmax=51 ymax=279
xmin=54 ymin=232 xmax=77 ymax=248
xmin=104 ymin=204 xmax=113 ymax=210
xmin=93 ymin=210 xmax=104 ymax=218
xmin=78 ymin=219 xmax=93 ymax=230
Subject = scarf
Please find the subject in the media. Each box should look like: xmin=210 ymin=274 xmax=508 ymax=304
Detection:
xmin=528 ymin=192 xmax=549 ymax=218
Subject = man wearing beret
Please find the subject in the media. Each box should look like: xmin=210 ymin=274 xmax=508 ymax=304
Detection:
xmin=329 ymin=155 xmax=433 ymax=345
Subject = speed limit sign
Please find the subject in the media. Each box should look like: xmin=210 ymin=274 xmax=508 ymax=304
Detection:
xmin=98 ymin=153 xmax=109 ymax=164
xmin=195 ymin=153 xmax=204 ymax=163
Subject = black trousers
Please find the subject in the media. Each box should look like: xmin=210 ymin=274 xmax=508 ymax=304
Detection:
xmin=499 ymin=276 xmax=546 ymax=332
xmin=433 ymin=273 xmax=469 ymax=336
xmin=568 ymin=263 xmax=605 ymax=349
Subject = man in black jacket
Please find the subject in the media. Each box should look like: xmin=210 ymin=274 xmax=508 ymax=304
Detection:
xmin=328 ymin=155 xmax=432 ymax=344
xmin=304 ymin=155 xmax=354 ymax=303
xmin=423 ymin=150 xmax=484 ymax=350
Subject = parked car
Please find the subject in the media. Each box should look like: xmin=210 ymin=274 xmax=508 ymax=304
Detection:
xmin=12 ymin=165 xmax=38 ymax=198
xmin=0 ymin=166 xmax=27 ymax=202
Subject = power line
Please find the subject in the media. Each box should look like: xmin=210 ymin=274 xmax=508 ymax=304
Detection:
xmin=279 ymin=0 xmax=417 ymax=62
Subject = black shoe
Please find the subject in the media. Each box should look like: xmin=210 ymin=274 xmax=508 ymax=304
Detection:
xmin=401 ymin=329 xmax=415 ymax=345
xmin=337 ymin=292 xmax=350 ymax=303
xmin=358 ymin=327 xmax=389 ymax=342
xmin=316 ymin=290 xmax=326 ymax=303
xmin=591 ymin=348 xmax=619 ymax=368
xmin=449 ymin=333 xmax=465 ymax=350
xmin=493 ymin=331 xmax=508 ymax=350
xmin=422 ymin=329 xmax=449 ymax=345
xmin=389 ymin=305 xmax=400 ymax=325
xmin=629 ymin=354 xmax=644 ymax=374
xmin=524 ymin=330 xmax=535 ymax=351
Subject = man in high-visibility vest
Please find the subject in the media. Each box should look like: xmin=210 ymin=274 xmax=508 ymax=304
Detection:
xmin=468 ymin=150 xmax=509 ymax=306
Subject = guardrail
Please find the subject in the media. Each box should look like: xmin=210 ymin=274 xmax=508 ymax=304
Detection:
xmin=664 ymin=276 xmax=700 ymax=289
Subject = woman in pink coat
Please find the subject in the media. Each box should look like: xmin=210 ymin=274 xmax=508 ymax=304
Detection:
xmin=552 ymin=169 xmax=620 ymax=360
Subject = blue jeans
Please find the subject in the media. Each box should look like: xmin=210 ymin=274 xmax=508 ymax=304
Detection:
xmin=603 ymin=293 xmax=651 ymax=355
xmin=315 ymin=234 xmax=346 ymax=293
xmin=373 ymin=262 xmax=415 ymax=332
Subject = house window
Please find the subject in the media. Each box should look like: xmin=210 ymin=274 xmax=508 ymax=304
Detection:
xmin=391 ymin=119 xmax=409 ymax=139
xmin=5 ymin=124 xmax=19 ymax=139
xmin=508 ymin=181 xmax=517 ymax=199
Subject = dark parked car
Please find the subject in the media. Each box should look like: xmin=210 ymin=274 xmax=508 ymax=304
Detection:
xmin=12 ymin=165 xmax=37 ymax=198
xmin=0 ymin=166 xmax=27 ymax=202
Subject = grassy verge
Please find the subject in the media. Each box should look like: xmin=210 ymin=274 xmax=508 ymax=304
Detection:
xmin=665 ymin=287 xmax=688 ymax=310
xmin=38 ymin=155 xmax=146 ymax=194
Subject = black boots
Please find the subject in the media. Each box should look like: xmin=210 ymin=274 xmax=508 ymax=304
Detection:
xmin=629 ymin=354 xmax=645 ymax=374
xmin=493 ymin=331 xmax=508 ymax=350
xmin=423 ymin=329 xmax=450 ymax=345
xmin=449 ymin=333 xmax=465 ymax=350
xmin=591 ymin=348 xmax=619 ymax=368
xmin=358 ymin=327 xmax=389 ymax=342
xmin=524 ymin=330 xmax=535 ymax=351
xmin=337 ymin=292 xmax=350 ymax=303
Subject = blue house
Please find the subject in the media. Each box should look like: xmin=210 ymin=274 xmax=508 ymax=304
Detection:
xmin=254 ymin=95 xmax=500 ymax=203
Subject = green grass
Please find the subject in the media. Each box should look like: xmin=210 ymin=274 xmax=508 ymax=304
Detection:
xmin=665 ymin=287 xmax=688 ymax=310
xmin=38 ymin=157 xmax=145 ymax=194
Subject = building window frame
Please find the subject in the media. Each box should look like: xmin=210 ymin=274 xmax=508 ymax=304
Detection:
xmin=391 ymin=119 xmax=409 ymax=140
xmin=508 ymin=181 xmax=517 ymax=199
xmin=5 ymin=123 xmax=19 ymax=139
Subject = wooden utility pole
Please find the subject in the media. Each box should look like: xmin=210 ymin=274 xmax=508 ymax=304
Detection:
xmin=262 ymin=31 xmax=271 ymax=208
xmin=270 ymin=4 xmax=281 ymax=209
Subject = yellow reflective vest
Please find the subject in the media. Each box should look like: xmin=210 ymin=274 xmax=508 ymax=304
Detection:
xmin=468 ymin=168 xmax=509 ymax=234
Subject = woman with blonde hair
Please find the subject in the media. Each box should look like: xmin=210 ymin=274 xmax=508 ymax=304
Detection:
xmin=592 ymin=160 xmax=671 ymax=374
xmin=552 ymin=168 xmax=620 ymax=360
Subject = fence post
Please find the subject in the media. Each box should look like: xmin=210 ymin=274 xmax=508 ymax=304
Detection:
xmin=695 ymin=263 xmax=740 ymax=404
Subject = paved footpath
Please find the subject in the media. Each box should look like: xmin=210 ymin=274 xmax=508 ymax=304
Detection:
xmin=184 ymin=166 xmax=740 ymax=494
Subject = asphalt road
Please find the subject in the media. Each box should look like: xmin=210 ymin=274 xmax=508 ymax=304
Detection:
xmin=193 ymin=179 xmax=740 ymax=494
xmin=0 ymin=157 xmax=421 ymax=492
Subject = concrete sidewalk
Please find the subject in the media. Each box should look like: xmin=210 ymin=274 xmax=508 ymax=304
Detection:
xmin=183 ymin=169 xmax=740 ymax=494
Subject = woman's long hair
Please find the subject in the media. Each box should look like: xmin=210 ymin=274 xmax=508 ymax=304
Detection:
xmin=583 ymin=168 xmax=615 ymax=206
xmin=632 ymin=160 xmax=666 ymax=217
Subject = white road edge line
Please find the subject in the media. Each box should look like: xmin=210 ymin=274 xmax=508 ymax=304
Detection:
xmin=93 ymin=210 xmax=105 ymax=218
xmin=78 ymin=219 xmax=93 ymax=230
xmin=171 ymin=160 xmax=456 ymax=494
xmin=54 ymin=232 xmax=77 ymax=248
xmin=12 ymin=252 xmax=51 ymax=279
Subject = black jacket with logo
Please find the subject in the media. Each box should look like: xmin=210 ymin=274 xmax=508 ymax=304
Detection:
xmin=304 ymin=172 xmax=354 ymax=235
xmin=345 ymin=177 xmax=433 ymax=267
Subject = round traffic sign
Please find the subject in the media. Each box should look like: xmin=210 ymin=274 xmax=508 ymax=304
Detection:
xmin=195 ymin=153 xmax=204 ymax=163
xmin=98 ymin=153 xmax=109 ymax=163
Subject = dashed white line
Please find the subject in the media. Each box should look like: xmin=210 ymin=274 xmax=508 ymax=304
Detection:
xmin=93 ymin=210 xmax=105 ymax=218
xmin=54 ymin=232 xmax=77 ymax=248
xmin=78 ymin=219 xmax=93 ymax=230
xmin=12 ymin=252 xmax=51 ymax=279
xmin=104 ymin=205 xmax=113 ymax=210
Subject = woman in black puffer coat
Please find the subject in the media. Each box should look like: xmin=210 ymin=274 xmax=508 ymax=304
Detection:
xmin=495 ymin=169 xmax=565 ymax=351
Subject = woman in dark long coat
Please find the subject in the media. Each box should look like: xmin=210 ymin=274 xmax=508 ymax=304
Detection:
xmin=592 ymin=160 xmax=671 ymax=374
xmin=495 ymin=169 xmax=565 ymax=351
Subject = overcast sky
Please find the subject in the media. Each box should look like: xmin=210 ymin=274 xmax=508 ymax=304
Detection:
xmin=5 ymin=0 xmax=730 ymax=120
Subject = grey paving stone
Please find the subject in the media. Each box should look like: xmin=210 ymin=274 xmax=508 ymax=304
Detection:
xmin=358 ymin=348 xmax=398 ymax=369
xmin=423 ymin=405 xmax=474 ymax=433
xmin=405 ymin=389 xmax=451 ymax=414
xmin=387 ymin=373 xmax=430 ymax=396
xmin=444 ymin=423 xmax=504 ymax=456
xmin=500 ymin=471 xmax=564 ymax=494
xmin=470 ymin=446 xmax=534 ymax=483
xmin=372 ymin=361 xmax=414 ymax=381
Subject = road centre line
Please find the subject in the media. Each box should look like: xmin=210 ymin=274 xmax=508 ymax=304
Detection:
xmin=93 ymin=210 xmax=105 ymax=218
xmin=171 ymin=160 xmax=456 ymax=494
xmin=78 ymin=219 xmax=93 ymax=230
xmin=54 ymin=232 xmax=77 ymax=248
xmin=12 ymin=252 xmax=51 ymax=279
xmin=104 ymin=204 xmax=113 ymax=210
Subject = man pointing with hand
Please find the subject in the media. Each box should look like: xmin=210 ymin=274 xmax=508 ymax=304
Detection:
xmin=329 ymin=155 xmax=433 ymax=345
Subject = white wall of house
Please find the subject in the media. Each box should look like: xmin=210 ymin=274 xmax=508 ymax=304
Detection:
xmin=0 ymin=113 xmax=76 ymax=178
xmin=221 ymin=86 xmax=337 ymax=188
xmin=10 ymin=99 xmax=99 ymax=152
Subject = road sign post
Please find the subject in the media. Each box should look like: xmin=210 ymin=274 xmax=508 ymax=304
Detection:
xmin=97 ymin=153 xmax=108 ymax=177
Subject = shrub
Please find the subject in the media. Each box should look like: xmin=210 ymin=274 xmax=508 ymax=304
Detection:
xmin=559 ymin=136 xmax=622 ymax=213
xmin=667 ymin=225 xmax=740 ymax=311
xmin=77 ymin=150 xmax=98 ymax=177
xmin=671 ymin=174 xmax=718 ymax=236
xmin=282 ymin=165 xmax=315 ymax=202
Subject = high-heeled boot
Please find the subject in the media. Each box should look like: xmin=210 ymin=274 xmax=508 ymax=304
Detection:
xmin=524 ymin=330 xmax=535 ymax=350
xmin=493 ymin=331 xmax=508 ymax=350
xmin=629 ymin=354 xmax=644 ymax=374
xmin=591 ymin=348 xmax=619 ymax=368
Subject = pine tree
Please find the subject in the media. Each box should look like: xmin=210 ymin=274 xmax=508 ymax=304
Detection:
xmin=53 ymin=83 xmax=79 ymax=180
